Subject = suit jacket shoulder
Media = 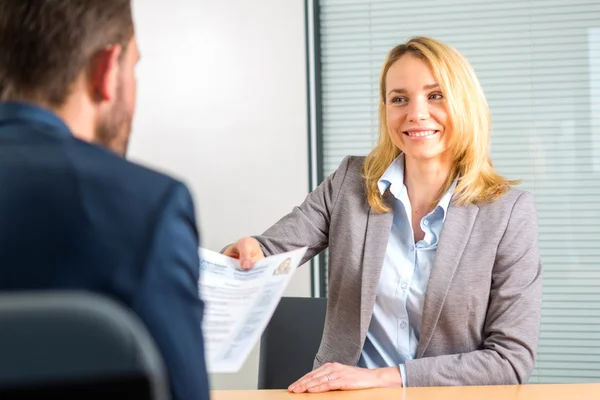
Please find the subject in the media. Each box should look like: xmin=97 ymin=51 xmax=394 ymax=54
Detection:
xmin=68 ymin=138 xmax=185 ymax=207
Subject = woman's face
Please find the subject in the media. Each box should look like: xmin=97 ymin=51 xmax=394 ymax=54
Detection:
xmin=384 ymin=54 xmax=452 ymax=164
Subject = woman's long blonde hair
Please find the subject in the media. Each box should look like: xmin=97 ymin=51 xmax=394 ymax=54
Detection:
xmin=363 ymin=36 xmax=519 ymax=213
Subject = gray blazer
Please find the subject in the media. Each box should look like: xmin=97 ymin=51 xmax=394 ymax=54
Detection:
xmin=254 ymin=156 xmax=542 ymax=386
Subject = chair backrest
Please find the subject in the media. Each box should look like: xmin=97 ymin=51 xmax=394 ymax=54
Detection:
xmin=258 ymin=296 xmax=327 ymax=389
xmin=0 ymin=291 xmax=169 ymax=400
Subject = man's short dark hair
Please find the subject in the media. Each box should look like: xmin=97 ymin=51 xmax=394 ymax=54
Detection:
xmin=0 ymin=0 xmax=133 ymax=107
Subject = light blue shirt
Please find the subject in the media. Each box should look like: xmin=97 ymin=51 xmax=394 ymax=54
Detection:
xmin=357 ymin=154 xmax=456 ymax=386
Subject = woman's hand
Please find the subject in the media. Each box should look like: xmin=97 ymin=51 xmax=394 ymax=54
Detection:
xmin=222 ymin=237 xmax=265 ymax=269
xmin=288 ymin=363 xmax=403 ymax=393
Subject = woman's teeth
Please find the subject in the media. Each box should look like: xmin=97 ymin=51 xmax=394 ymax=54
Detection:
xmin=405 ymin=130 xmax=437 ymax=137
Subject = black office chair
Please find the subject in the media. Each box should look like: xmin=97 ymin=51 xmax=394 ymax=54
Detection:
xmin=258 ymin=296 xmax=327 ymax=389
xmin=0 ymin=291 xmax=169 ymax=399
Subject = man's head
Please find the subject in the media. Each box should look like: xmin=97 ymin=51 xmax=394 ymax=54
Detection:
xmin=0 ymin=0 xmax=139 ymax=156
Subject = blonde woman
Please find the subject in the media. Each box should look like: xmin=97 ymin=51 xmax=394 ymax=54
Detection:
xmin=224 ymin=37 xmax=542 ymax=392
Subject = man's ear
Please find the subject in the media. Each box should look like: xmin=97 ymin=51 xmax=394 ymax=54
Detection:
xmin=90 ymin=45 xmax=123 ymax=103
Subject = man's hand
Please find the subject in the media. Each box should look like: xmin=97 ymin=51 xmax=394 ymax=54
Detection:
xmin=222 ymin=237 xmax=265 ymax=269
xmin=288 ymin=363 xmax=403 ymax=393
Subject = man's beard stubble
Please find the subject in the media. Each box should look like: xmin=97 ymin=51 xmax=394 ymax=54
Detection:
xmin=95 ymin=83 xmax=132 ymax=157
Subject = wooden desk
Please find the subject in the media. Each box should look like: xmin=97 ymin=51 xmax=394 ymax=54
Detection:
xmin=211 ymin=383 xmax=600 ymax=400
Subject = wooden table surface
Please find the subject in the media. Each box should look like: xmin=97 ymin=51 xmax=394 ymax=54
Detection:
xmin=211 ymin=383 xmax=600 ymax=400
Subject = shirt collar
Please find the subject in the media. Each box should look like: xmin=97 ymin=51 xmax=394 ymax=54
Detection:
xmin=0 ymin=102 xmax=72 ymax=137
xmin=377 ymin=153 xmax=406 ymax=199
xmin=377 ymin=153 xmax=457 ymax=222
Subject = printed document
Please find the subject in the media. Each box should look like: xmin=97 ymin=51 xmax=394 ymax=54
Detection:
xmin=198 ymin=246 xmax=308 ymax=373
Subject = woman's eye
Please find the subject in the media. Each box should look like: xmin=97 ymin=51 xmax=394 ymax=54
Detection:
xmin=391 ymin=96 xmax=407 ymax=104
xmin=429 ymin=93 xmax=444 ymax=100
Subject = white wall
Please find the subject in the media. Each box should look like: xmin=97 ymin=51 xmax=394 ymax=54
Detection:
xmin=129 ymin=0 xmax=310 ymax=390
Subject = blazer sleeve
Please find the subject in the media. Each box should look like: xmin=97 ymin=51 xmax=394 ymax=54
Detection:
xmin=131 ymin=182 xmax=210 ymax=400
xmin=405 ymin=191 xmax=543 ymax=386
xmin=252 ymin=156 xmax=353 ymax=263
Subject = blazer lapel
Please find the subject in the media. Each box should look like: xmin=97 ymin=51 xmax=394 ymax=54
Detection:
xmin=359 ymin=191 xmax=394 ymax=342
xmin=417 ymin=202 xmax=479 ymax=358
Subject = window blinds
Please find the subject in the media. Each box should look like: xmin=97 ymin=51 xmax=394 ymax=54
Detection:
xmin=317 ymin=0 xmax=600 ymax=383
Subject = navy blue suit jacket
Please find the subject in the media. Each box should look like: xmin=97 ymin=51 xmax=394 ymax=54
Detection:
xmin=0 ymin=102 xmax=209 ymax=400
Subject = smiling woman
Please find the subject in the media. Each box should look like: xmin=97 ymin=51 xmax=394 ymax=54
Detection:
xmin=222 ymin=36 xmax=542 ymax=393
xmin=364 ymin=37 xmax=519 ymax=216
xmin=386 ymin=68 xmax=448 ymax=149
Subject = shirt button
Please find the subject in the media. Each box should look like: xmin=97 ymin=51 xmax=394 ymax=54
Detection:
xmin=401 ymin=282 xmax=408 ymax=289
xmin=400 ymin=321 xmax=408 ymax=329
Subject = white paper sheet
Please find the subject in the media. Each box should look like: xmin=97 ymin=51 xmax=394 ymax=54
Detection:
xmin=198 ymin=246 xmax=308 ymax=373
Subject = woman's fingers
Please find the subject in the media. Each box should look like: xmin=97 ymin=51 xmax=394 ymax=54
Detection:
xmin=222 ymin=237 xmax=265 ymax=269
